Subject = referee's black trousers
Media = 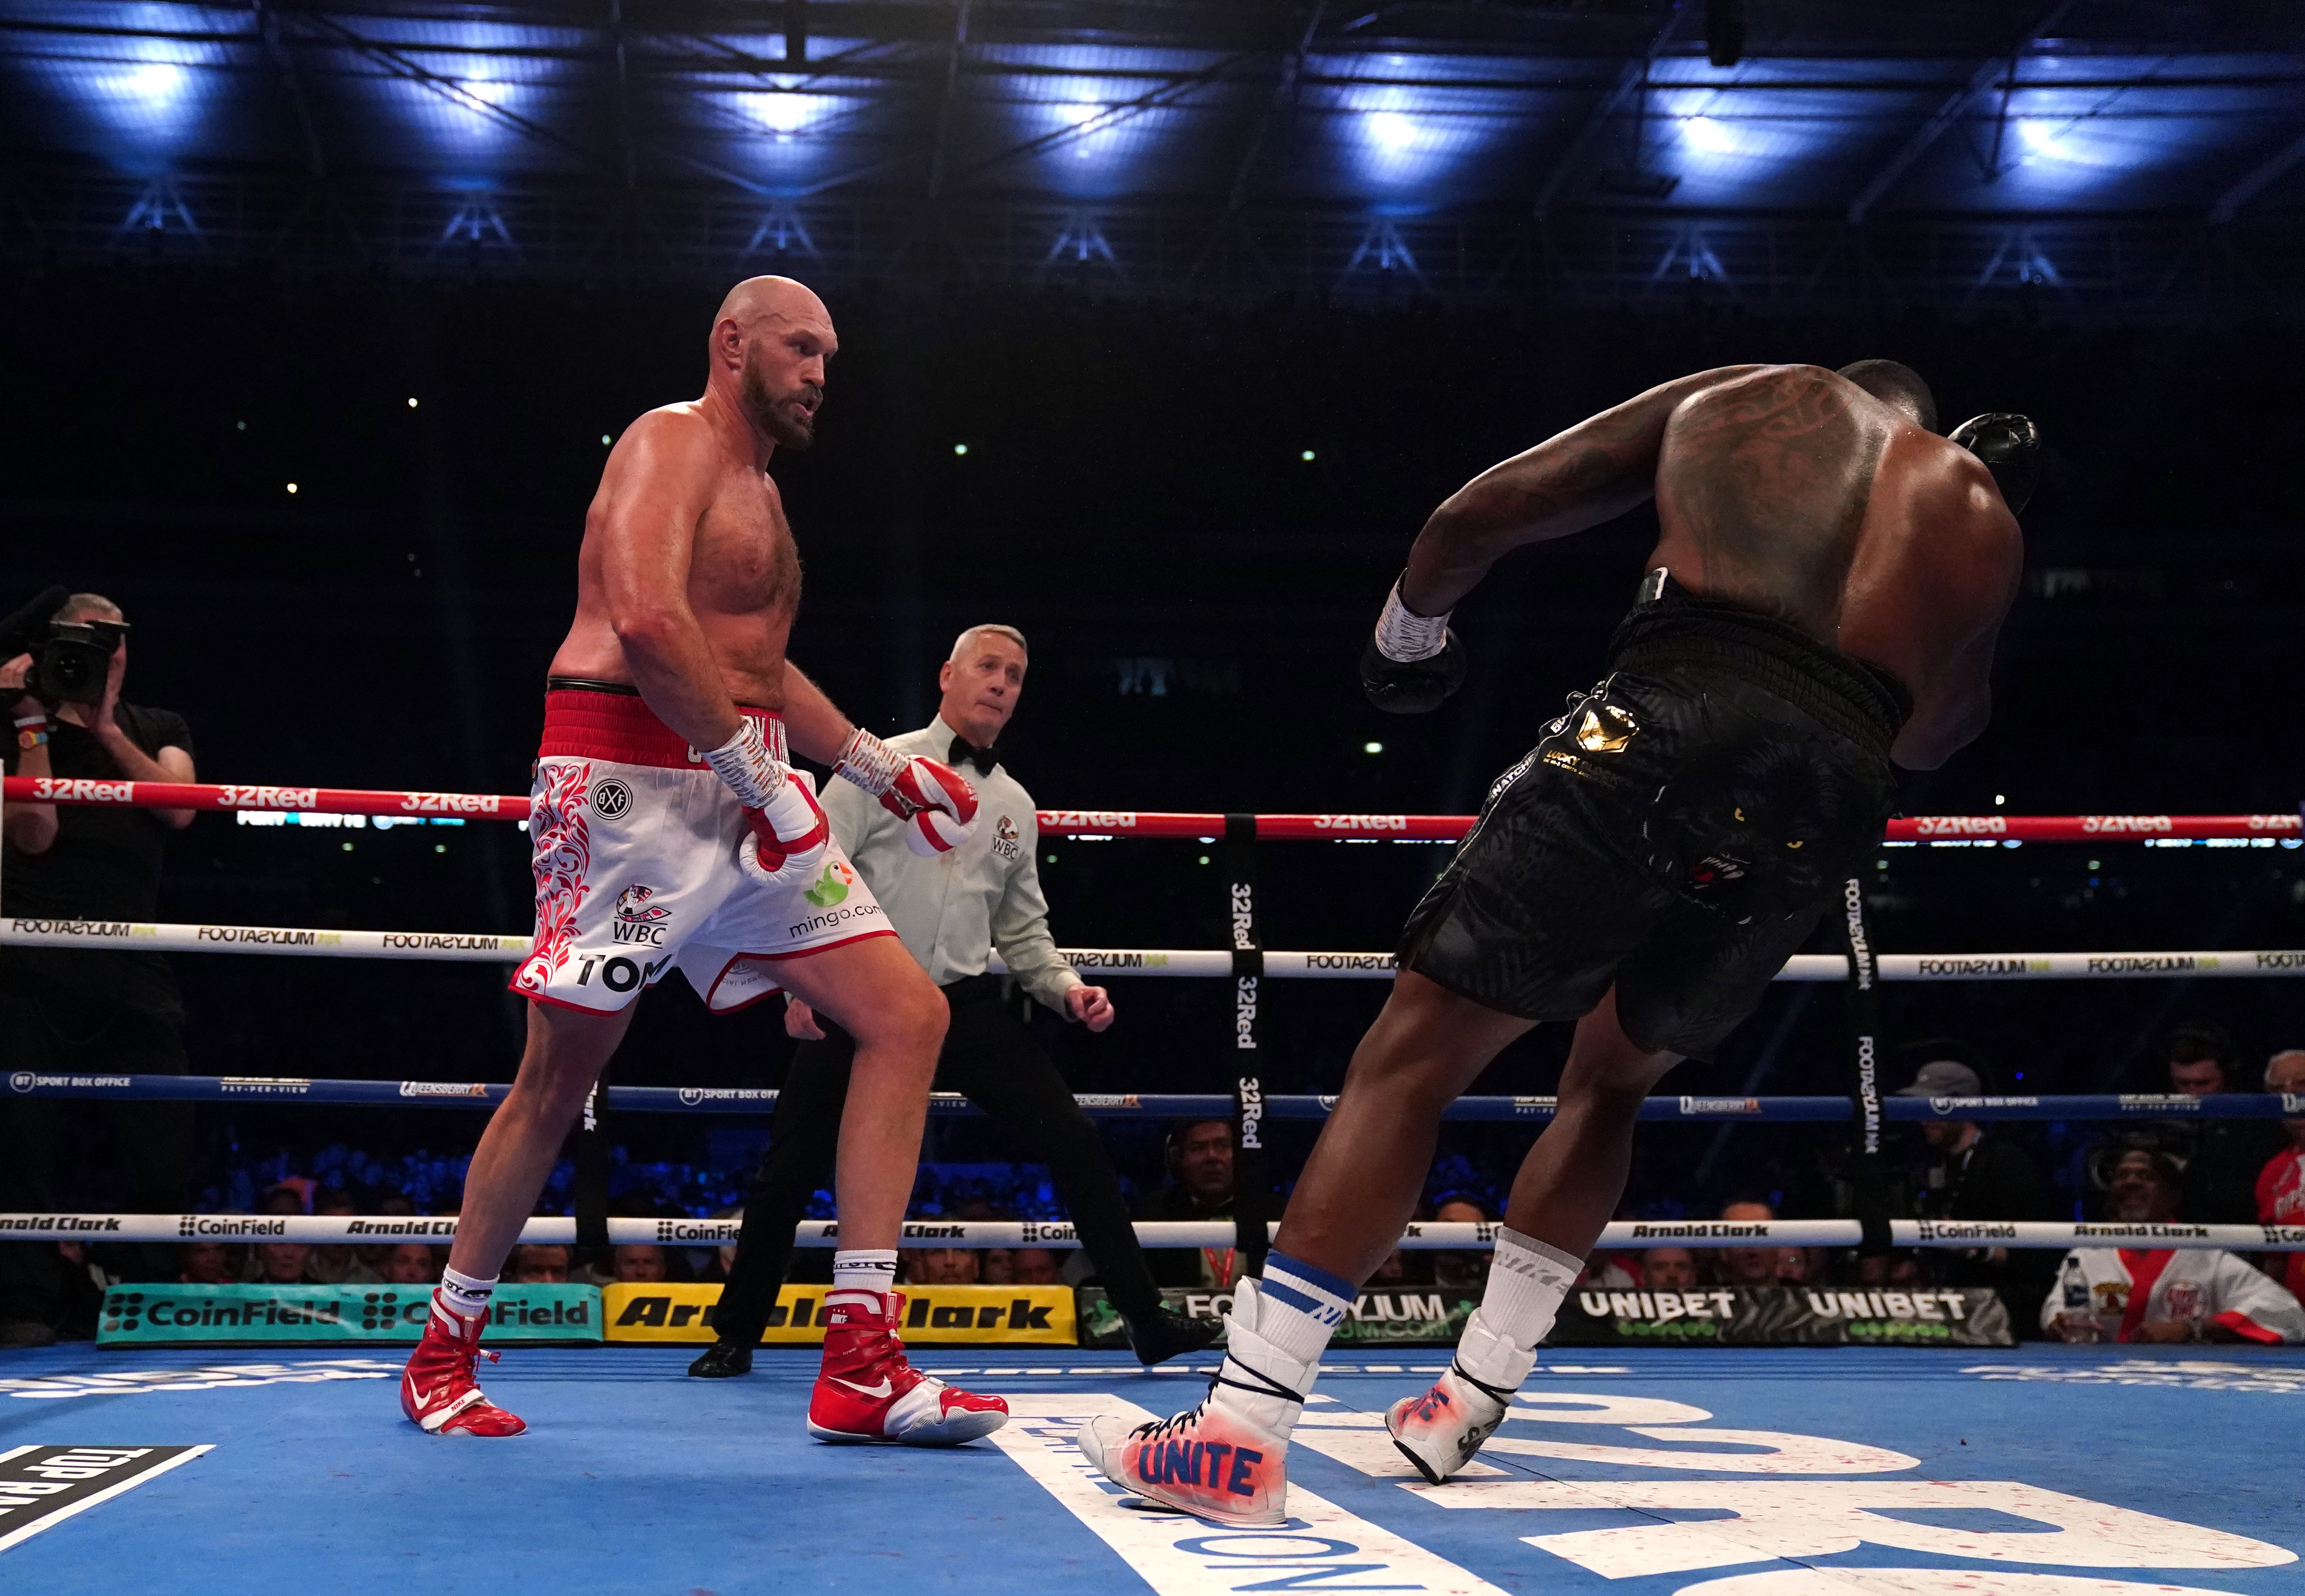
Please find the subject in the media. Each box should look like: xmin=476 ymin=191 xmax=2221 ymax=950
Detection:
xmin=712 ymin=975 xmax=1163 ymax=1345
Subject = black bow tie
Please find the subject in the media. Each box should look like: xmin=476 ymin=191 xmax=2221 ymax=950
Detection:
xmin=948 ymin=736 xmax=1001 ymax=776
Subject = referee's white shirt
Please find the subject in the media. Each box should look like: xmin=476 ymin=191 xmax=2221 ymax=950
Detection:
xmin=819 ymin=716 xmax=1083 ymax=1013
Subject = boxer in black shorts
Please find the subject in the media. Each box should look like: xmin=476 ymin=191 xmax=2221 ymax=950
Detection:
xmin=1080 ymin=362 xmax=2033 ymax=1524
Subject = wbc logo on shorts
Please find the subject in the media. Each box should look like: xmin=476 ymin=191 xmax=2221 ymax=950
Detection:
xmin=613 ymin=884 xmax=671 ymax=946
xmin=589 ymin=778 xmax=634 ymax=818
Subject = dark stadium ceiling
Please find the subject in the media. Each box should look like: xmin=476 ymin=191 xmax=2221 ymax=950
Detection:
xmin=4 ymin=0 xmax=2302 ymax=310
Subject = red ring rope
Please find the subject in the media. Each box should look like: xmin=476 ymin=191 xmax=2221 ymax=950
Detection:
xmin=5 ymin=777 xmax=2297 ymax=844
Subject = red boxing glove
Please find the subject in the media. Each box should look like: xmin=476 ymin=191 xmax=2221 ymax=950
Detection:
xmin=834 ymin=729 xmax=979 ymax=857
xmin=700 ymin=716 xmax=831 ymax=886
xmin=737 ymin=771 xmax=832 ymax=887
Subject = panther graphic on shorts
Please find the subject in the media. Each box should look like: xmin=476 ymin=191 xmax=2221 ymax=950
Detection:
xmin=508 ymin=687 xmax=894 ymax=1015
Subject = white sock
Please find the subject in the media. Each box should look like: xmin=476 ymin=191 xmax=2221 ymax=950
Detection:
xmin=437 ymin=1266 xmax=496 ymax=1321
xmin=1479 ymin=1226 xmax=1580 ymax=1348
xmin=829 ymin=1249 xmax=898 ymax=1308
xmin=1253 ymin=1252 xmax=1355 ymax=1362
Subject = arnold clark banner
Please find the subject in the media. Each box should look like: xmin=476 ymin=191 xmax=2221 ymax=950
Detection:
xmin=602 ymin=1283 xmax=1076 ymax=1345
xmin=96 ymin=1282 xmax=602 ymax=1346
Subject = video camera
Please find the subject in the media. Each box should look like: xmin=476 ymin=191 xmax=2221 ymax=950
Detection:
xmin=0 ymin=586 xmax=129 ymax=707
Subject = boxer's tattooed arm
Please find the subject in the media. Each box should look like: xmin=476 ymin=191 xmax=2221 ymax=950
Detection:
xmin=1401 ymin=365 xmax=1765 ymax=614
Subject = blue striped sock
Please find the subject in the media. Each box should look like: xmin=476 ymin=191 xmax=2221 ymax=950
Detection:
xmin=1254 ymin=1252 xmax=1356 ymax=1362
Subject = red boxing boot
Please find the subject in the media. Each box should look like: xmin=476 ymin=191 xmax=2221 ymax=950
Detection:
xmin=400 ymin=1294 xmax=528 ymax=1437
xmin=806 ymin=1290 xmax=1008 ymax=1446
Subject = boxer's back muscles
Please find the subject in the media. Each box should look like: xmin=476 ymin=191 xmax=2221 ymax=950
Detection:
xmin=1399 ymin=361 xmax=2021 ymax=771
xmin=1648 ymin=365 xmax=2021 ymax=769
xmin=549 ymin=401 xmax=803 ymax=711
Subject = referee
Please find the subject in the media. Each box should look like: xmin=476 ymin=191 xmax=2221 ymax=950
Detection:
xmin=690 ymin=624 xmax=1218 ymax=1373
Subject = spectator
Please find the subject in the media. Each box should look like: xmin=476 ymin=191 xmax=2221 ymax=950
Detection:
xmin=2 ymin=592 xmax=198 ymax=1348
xmin=242 ymin=1186 xmax=310 ymax=1281
xmin=1898 ymin=1055 xmax=2057 ymax=1316
xmin=902 ymin=1247 xmax=980 ymax=1286
xmin=306 ymin=1188 xmax=379 ymax=1285
xmin=1009 ymin=1249 xmax=1062 ymax=1286
xmin=1853 ymin=1250 xmax=1928 ymax=1289
xmin=354 ymin=1193 xmax=417 ymax=1273
xmin=2158 ymin=1023 xmax=2280 ymax=1223
xmin=612 ymin=1244 xmax=668 ymax=1284
xmin=378 ymin=1245 xmax=439 ymax=1286
xmin=1142 ymin=1119 xmax=1241 ymax=1289
xmin=256 ymin=1242 xmax=312 ymax=1286
xmin=1431 ymin=1197 xmax=1498 ymax=1291
xmin=2254 ymin=1049 xmax=2305 ymax=1301
xmin=178 ymin=1241 xmax=234 ymax=1286
xmin=506 ymin=1244 xmax=570 ymax=1284
xmin=1640 ymin=1247 xmax=1699 ymax=1290
xmin=2043 ymin=1148 xmax=2305 ymax=1344
xmin=980 ymin=1248 xmax=1015 ymax=1285
xmin=1717 ymin=1199 xmax=1782 ymax=1287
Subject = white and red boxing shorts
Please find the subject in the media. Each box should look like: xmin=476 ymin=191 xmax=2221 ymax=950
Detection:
xmin=508 ymin=686 xmax=895 ymax=1014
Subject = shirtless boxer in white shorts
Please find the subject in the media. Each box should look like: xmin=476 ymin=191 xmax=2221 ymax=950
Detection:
xmin=399 ymin=276 xmax=1006 ymax=1447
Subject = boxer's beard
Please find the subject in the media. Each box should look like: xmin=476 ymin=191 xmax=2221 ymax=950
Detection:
xmin=743 ymin=358 xmax=818 ymax=450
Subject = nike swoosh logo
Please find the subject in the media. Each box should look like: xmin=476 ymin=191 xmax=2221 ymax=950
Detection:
xmin=831 ymin=1376 xmax=893 ymax=1399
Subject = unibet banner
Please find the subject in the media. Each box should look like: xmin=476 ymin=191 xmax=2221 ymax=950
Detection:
xmin=1078 ymin=1286 xmax=1478 ymax=1350
xmin=96 ymin=1283 xmax=602 ymax=1346
xmin=1547 ymin=1284 xmax=2015 ymax=1347
xmin=602 ymin=1283 xmax=1074 ymax=1345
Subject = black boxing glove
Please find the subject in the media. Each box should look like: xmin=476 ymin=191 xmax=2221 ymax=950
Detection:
xmin=1949 ymin=413 xmax=2041 ymax=515
xmin=1360 ymin=575 xmax=1467 ymax=714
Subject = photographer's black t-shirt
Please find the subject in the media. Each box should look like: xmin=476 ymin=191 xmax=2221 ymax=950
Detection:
xmin=4 ymin=701 xmax=193 ymax=1014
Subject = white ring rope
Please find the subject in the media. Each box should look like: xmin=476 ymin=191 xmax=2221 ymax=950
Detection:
xmin=7 ymin=1214 xmax=2300 ymax=1251
xmin=5 ymin=919 xmax=2304 ymax=981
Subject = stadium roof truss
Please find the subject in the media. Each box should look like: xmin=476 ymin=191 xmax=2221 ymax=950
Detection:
xmin=2 ymin=0 xmax=2300 ymax=312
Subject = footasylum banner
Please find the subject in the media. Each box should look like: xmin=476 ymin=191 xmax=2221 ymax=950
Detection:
xmin=602 ymin=1283 xmax=1076 ymax=1345
xmin=1078 ymin=1286 xmax=1479 ymax=1350
xmin=1547 ymin=1284 xmax=2015 ymax=1347
xmin=96 ymin=1283 xmax=601 ymax=1346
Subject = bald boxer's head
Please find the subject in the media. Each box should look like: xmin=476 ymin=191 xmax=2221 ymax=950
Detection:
xmin=1837 ymin=360 xmax=1937 ymax=433
xmin=709 ymin=275 xmax=836 ymax=451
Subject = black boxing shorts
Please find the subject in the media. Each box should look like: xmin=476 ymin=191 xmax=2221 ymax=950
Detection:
xmin=1397 ymin=571 xmax=1905 ymax=1058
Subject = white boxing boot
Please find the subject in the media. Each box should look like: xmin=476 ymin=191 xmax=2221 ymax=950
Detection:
xmin=1079 ymin=1278 xmax=1316 ymax=1527
xmin=1384 ymin=1305 xmax=1539 ymax=1483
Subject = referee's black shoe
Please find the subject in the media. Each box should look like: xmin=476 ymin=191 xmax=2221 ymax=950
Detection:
xmin=688 ymin=1337 xmax=753 ymax=1378
xmin=1123 ymin=1307 xmax=1222 ymax=1367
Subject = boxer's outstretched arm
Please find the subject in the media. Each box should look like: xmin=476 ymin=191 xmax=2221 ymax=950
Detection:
xmin=777 ymin=663 xmax=861 ymax=766
xmin=594 ymin=412 xmax=744 ymax=750
xmin=1401 ymin=365 xmax=1764 ymax=615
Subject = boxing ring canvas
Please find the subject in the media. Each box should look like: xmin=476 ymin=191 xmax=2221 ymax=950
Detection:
xmin=1 ymin=1343 xmax=2296 ymax=1593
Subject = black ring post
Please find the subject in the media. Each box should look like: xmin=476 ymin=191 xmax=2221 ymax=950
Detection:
xmin=574 ymin=1075 xmax=612 ymax=1255
xmin=1841 ymin=875 xmax=1893 ymax=1257
xmin=1226 ymin=812 xmax=1272 ymax=1279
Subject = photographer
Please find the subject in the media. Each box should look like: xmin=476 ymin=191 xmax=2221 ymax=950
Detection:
xmin=1 ymin=592 xmax=197 ymax=1347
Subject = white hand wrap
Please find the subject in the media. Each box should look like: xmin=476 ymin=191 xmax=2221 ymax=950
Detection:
xmin=700 ymin=717 xmax=786 ymax=809
xmin=1374 ymin=578 xmax=1451 ymax=663
xmin=831 ymin=727 xmax=905 ymax=797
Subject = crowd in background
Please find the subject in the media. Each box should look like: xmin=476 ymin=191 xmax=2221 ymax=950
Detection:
xmin=14 ymin=1015 xmax=2302 ymax=1346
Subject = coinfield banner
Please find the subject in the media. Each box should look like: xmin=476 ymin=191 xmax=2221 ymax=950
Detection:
xmin=96 ymin=1283 xmax=602 ymax=1346
xmin=602 ymin=1283 xmax=1075 ymax=1345
xmin=1549 ymin=1284 xmax=2015 ymax=1347
xmin=1078 ymin=1287 xmax=1478 ymax=1350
